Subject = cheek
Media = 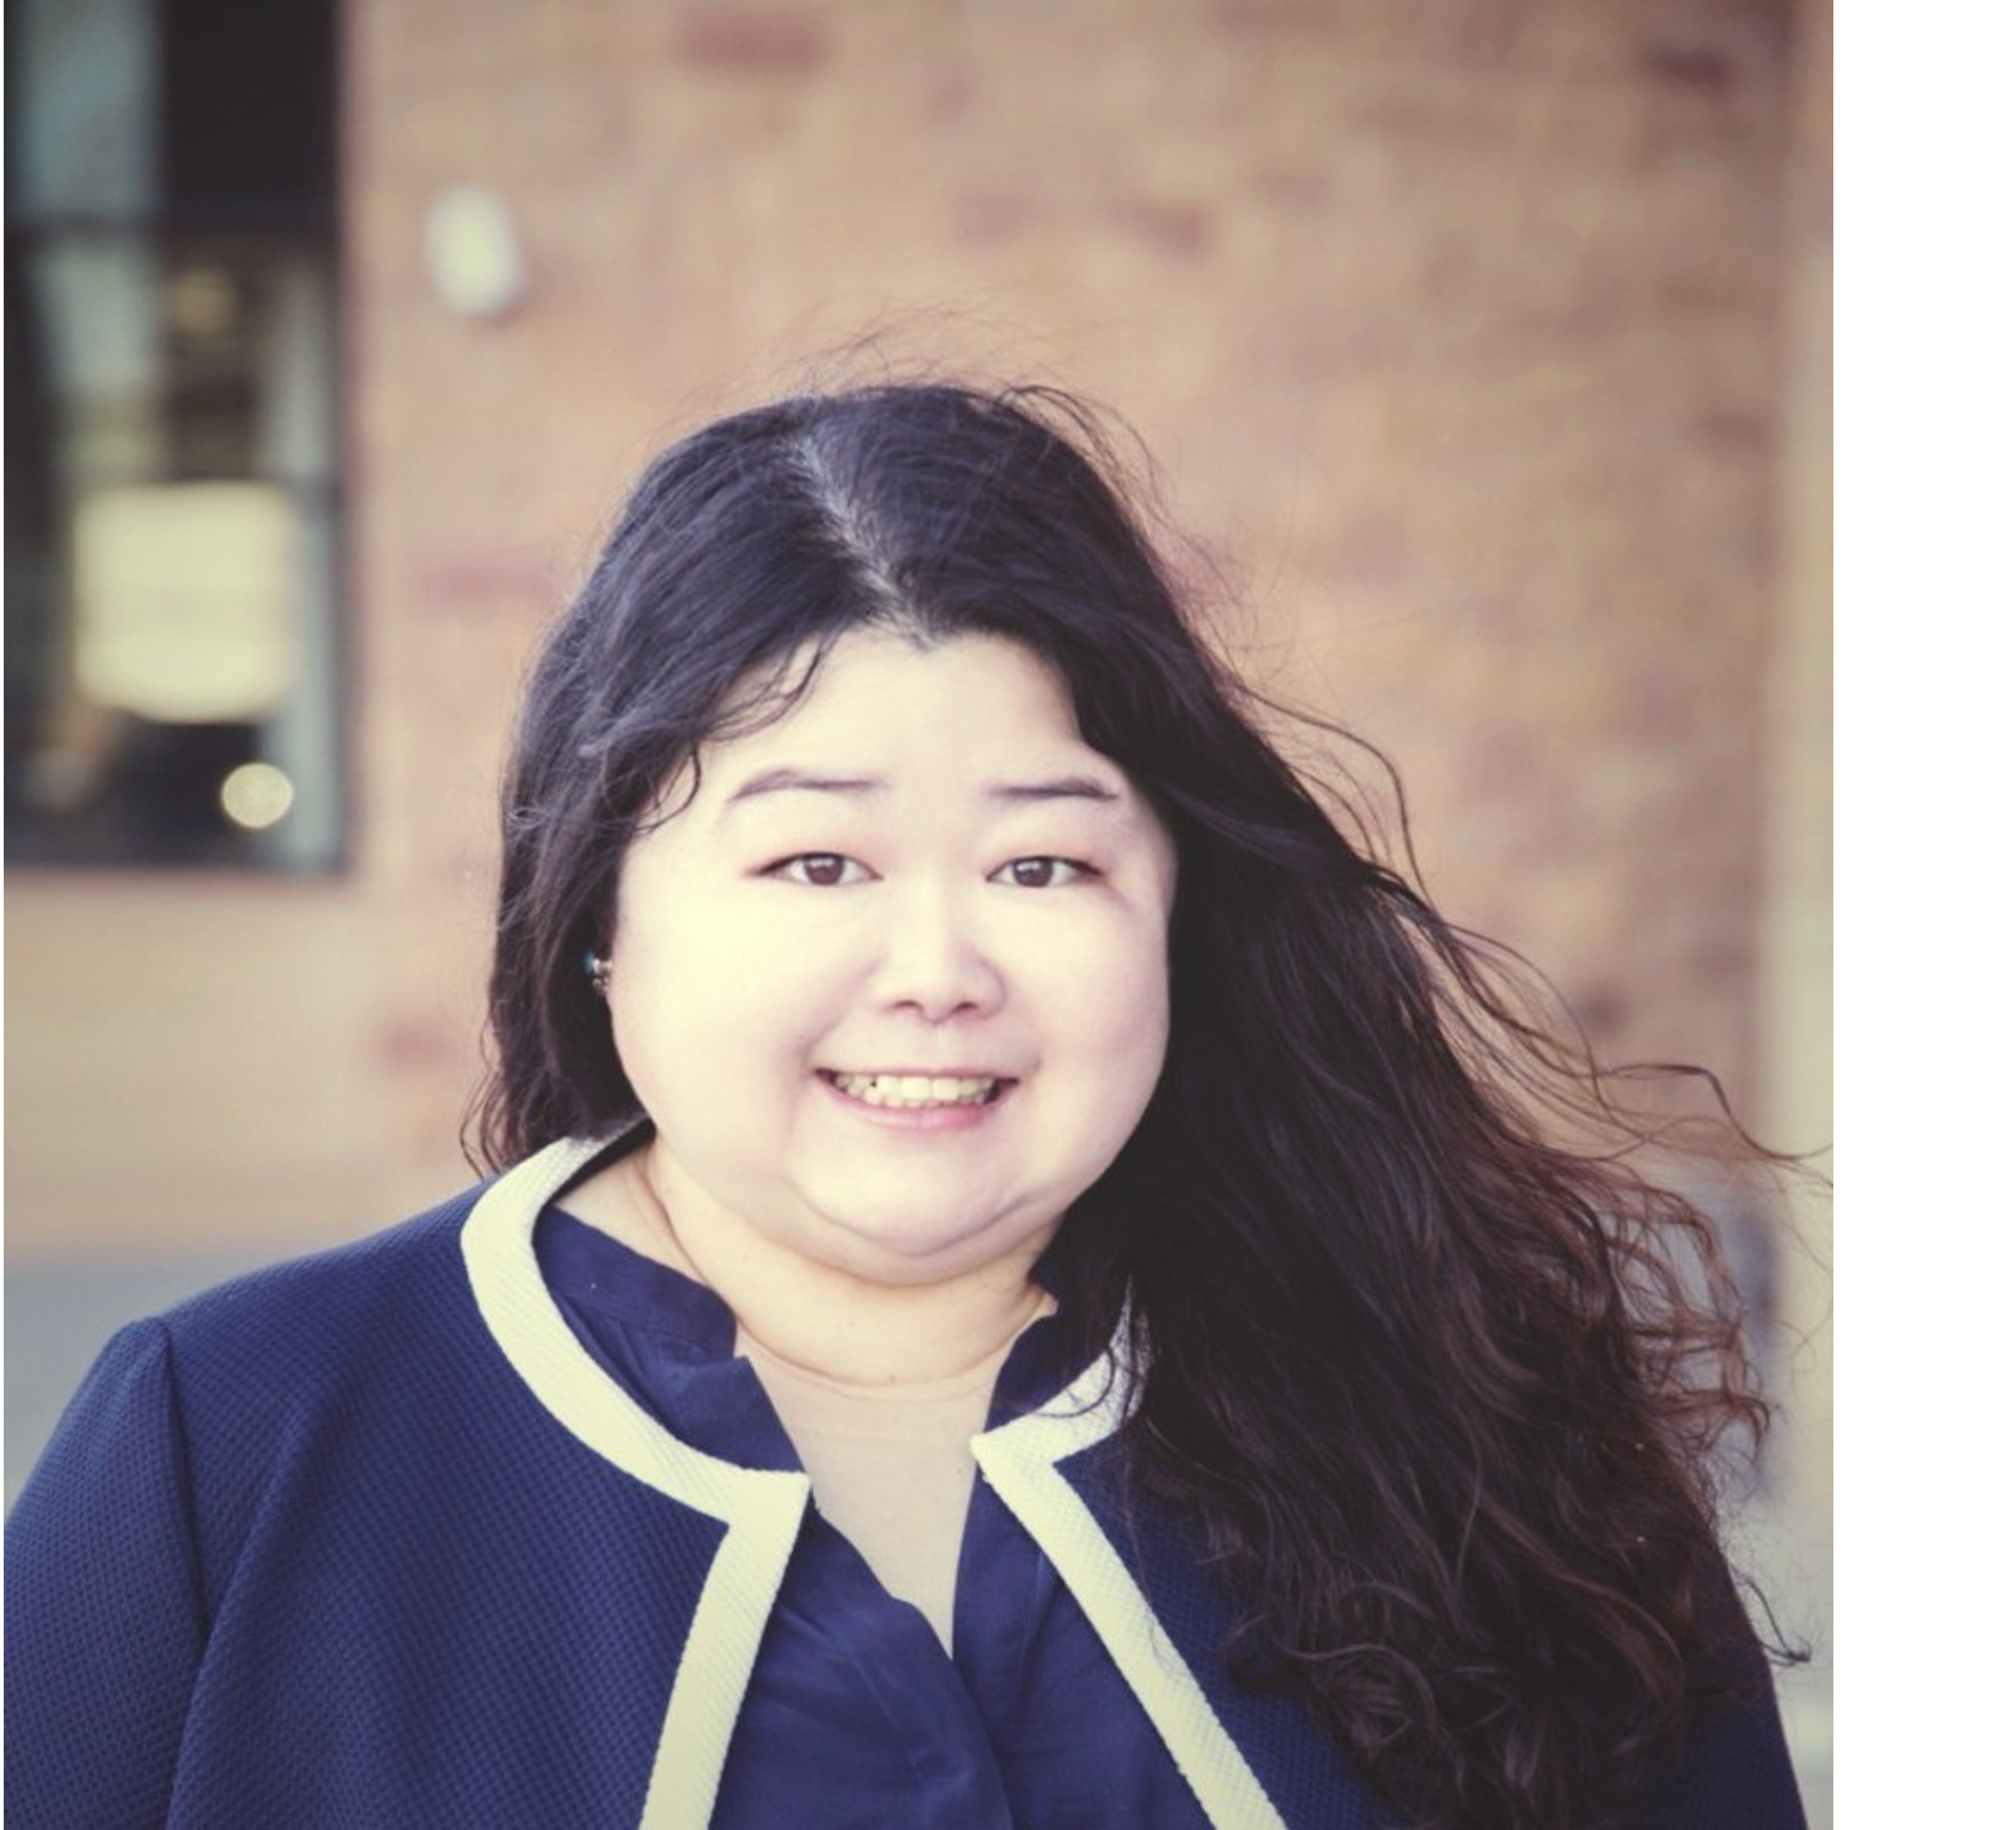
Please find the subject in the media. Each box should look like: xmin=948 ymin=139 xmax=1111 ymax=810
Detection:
xmin=1045 ymin=918 xmax=1172 ymax=1077
xmin=611 ymin=917 xmax=853 ymax=1097
xmin=1059 ymin=970 xmax=1169 ymax=1176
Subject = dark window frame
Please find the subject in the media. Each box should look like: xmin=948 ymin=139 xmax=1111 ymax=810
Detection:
xmin=4 ymin=0 xmax=348 ymax=874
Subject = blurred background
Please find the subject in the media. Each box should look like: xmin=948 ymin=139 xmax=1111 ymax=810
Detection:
xmin=4 ymin=0 xmax=1831 ymax=1816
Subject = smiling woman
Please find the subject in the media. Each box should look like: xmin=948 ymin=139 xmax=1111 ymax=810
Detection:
xmin=583 ymin=631 xmax=1175 ymax=1290
xmin=7 ymin=382 xmax=1808 ymax=1829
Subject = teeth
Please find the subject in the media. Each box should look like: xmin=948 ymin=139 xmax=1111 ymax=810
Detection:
xmin=830 ymin=1072 xmax=999 ymax=1108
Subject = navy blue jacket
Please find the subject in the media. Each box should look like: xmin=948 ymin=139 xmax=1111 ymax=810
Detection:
xmin=6 ymin=1135 xmax=1805 ymax=1826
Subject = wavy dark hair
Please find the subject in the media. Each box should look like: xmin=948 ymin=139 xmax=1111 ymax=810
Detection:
xmin=474 ymin=379 xmax=1791 ymax=1828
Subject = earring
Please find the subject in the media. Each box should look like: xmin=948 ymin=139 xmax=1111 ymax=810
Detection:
xmin=584 ymin=951 xmax=612 ymax=999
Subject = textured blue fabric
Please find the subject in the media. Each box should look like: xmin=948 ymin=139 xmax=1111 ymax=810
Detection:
xmin=1053 ymin=1434 xmax=1810 ymax=1830
xmin=1055 ymin=1433 xmax=1394 ymax=1830
xmin=7 ymin=1168 xmax=1810 ymax=1829
xmin=6 ymin=1191 xmax=720 ymax=1829
xmin=539 ymin=1206 xmax=1211 ymax=1830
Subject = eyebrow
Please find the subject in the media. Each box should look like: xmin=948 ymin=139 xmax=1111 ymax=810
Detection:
xmin=720 ymin=767 xmax=1124 ymax=810
xmin=724 ymin=768 xmax=884 ymax=807
xmin=985 ymin=774 xmax=1121 ymax=807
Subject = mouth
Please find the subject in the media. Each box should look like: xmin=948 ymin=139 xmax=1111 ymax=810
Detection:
xmin=821 ymin=1070 xmax=1008 ymax=1110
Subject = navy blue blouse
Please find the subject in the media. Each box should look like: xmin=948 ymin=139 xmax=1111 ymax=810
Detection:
xmin=536 ymin=1208 xmax=1212 ymax=1829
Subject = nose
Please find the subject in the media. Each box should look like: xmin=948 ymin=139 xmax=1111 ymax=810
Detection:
xmin=869 ymin=881 xmax=1005 ymax=1022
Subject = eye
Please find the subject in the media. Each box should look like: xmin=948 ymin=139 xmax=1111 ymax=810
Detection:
xmin=768 ymin=853 xmax=869 ymax=887
xmin=991 ymin=856 xmax=1090 ymax=889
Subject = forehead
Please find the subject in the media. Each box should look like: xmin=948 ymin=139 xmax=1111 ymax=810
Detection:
xmin=696 ymin=630 xmax=1096 ymax=782
xmin=631 ymin=626 xmax=1179 ymax=892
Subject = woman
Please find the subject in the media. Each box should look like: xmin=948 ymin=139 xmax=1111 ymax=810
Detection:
xmin=7 ymin=382 xmax=1805 ymax=1828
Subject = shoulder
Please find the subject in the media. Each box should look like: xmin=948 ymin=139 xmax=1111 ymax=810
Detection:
xmin=129 ymin=1131 xmax=646 ymax=1468
xmin=90 ymin=1132 xmax=645 ymax=1473
xmin=151 ymin=1179 xmax=490 ymax=1381
xmin=152 ymin=1121 xmax=620 ymax=1359
xmin=69 ymin=1152 xmax=643 ymax=1593
xmin=84 ymin=1179 xmax=509 ymax=1511
xmin=7 ymin=1176 xmax=503 ymax=1637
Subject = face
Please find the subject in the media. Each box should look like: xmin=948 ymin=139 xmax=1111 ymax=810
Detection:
xmin=604 ymin=628 xmax=1178 ymax=1290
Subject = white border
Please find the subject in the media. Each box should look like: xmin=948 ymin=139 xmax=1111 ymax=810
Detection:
xmin=1840 ymin=15 xmax=2015 ymax=1820
xmin=974 ymin=1352 xmax=1286 ymax=1829
xmin=460 ymin=1134 xmax=810 ymax=1830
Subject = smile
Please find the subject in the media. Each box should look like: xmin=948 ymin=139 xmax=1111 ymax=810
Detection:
xmin=823 ymin=1071 xmax=1005 ymax=1109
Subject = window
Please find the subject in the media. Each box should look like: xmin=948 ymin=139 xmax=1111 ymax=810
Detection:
xmin=5 ymin=0 xmax=342 ymax=868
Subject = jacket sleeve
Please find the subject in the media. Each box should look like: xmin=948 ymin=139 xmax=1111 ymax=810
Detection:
xmin=1643 ymin=1562 xmax=1811 ymax=1830
xmin=1644 ymin=1677 xmax=1810 ymax=1828
xmin=4 ymin=1320 xmax=208 ymax=1829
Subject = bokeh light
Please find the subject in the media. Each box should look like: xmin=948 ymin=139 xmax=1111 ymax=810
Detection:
xmin=218 ymin=762 xmax=296 ymax=830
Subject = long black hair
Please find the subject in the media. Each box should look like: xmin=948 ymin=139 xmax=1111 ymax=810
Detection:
xmin=475 ymin=380 xmax=1788 ymax=1828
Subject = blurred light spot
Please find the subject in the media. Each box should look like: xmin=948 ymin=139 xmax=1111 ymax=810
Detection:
xmin=220 ymin=762 xmax=295 ymax=829
xmin=424 ymin=186 xmax=527 ymax=318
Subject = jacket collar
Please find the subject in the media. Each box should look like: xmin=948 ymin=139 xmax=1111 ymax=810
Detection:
xmin=461 ymin=1131 xmax=805 ymax=1828
xmin=461 ymin=1131 xmax=1315 ymax=1829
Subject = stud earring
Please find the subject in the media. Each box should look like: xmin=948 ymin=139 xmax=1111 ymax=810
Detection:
xmin=584 ymin=951 xmax=612 ymax=998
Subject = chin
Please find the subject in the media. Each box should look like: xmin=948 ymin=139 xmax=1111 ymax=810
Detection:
xmin=809 ymin=1200 xmax=1050 ymax=1281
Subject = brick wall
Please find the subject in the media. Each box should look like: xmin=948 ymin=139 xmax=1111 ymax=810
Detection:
xmin=7 ymin=0 xmax=1817 ymax=1255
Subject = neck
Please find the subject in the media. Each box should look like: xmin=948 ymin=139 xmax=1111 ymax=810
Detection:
xmin=619 ymin=1148 xmax=1056 ymax=1391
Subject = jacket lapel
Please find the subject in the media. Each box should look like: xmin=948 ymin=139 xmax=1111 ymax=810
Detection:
xmin=975 ymin=1349 xmax=1389 ymax=1829
xmin=461 ymin=1134 xmax=811 ymax=1830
